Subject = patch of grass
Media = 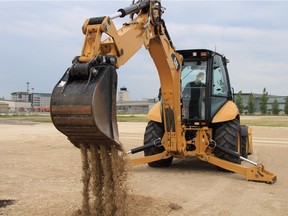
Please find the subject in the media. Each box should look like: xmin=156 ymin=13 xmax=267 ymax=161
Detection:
xmin=0 ymin=114 xmax=149 ymax=123
xmin=0 ymin=114 xmax=52 ymax=123
xmin=241 ymin=115 xmax=288 ymax=127
xmin=1 ymin=113 xmax=287 ymax=127
xmin=117 ymin=115 xmax=148 ymax=122
xmin=0 ymin=115 xmax=23 ymax=118
xmin=27 ymin=117 xmax=52 ymax=123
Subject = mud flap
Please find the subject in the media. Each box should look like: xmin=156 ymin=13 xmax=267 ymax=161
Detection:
xmin=240 ymin=126 xmax=248 ymax=158
xmin=50 ymin=63 xmax=120 ymax=149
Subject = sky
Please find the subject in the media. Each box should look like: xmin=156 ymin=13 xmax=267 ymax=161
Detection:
xmin=0 ymin=0 xmax=288 ymax=100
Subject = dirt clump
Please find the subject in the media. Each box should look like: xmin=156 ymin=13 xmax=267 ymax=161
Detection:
xmin=0 ymin=199 xmax=15 ymax=208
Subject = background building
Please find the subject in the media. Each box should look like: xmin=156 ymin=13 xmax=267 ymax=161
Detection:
xmin=11 ymin=92 xmax=30 ymax=102
xmin=31 ymin=93 xmax=51 ymax=111
xmin=0 ymin=92 xmax=51 ymax=113
xmin=117 ymin=87 xmax=158 ymax=114
xmin=0 ymin=101 xmax=9 ymax=113
xmin=240 ymin=93 xmax=287 ymax=114
xmin=118 ymin=87 xmax=130 ymax=102
xmin=0 ymin=100 xmax=31 ymax=113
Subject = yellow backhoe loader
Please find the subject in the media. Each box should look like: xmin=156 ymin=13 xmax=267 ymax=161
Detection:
xmin=50 ymin=0 xmax=276 ymax=183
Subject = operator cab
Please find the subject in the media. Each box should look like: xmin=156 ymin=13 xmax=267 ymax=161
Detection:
xmin=179 ymin=49 xmax=232 ymax=126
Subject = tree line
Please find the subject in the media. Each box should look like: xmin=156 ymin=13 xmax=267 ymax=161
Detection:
xmin=235 ymin=88 xmax=288 ymax=115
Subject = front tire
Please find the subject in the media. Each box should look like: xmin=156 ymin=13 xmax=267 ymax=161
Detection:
xmin=144 ymin=121 xmax=173 ymax=167
xmin=214 ymin=119 xmax=241 ymax=164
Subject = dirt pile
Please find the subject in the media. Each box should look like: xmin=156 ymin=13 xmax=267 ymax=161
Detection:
xmin=77 ymin=143 xmax=128 ymax=216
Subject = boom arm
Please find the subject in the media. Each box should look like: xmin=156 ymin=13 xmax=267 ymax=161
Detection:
xmin=79 ymin=1 xmax=151 ymax=66
xmin=76 ymin=0 xmax=184 ymax=152
xmin=51 ymin=0 xmax=183 ymax=153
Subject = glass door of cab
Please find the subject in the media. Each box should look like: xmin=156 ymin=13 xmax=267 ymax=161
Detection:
xmin=181 ymin=59 xmax=207 ymax=122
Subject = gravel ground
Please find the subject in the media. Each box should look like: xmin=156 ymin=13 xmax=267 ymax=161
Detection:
xmin=0 ymin=119 xmax=287 ymax=215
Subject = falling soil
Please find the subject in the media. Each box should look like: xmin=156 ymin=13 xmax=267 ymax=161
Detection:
xmin=77 ymin=142 xmax=128 ymax=216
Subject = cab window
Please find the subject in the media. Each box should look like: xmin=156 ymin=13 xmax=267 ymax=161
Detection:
xmin=212 ymin=55 xmax=228 ymax=96
xmin=211 ymin=54 xmax=229 ymax=117
xmin=181 ymin=61 xmax=207 ymax=120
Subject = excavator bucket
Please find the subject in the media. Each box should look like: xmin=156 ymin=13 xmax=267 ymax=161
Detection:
xmin=50 ymin=62 xmax=121 ymax=149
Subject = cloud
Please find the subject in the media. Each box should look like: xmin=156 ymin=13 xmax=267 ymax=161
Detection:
xmin=0 ymin=1 xmax=288 ymax=100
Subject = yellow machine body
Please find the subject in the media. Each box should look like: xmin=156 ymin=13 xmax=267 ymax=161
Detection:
xmin=50 ymin=0 xmax=276 ymax=183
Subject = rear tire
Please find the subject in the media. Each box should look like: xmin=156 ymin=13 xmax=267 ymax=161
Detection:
xmin=214 ymin=119 xmax=241 ymax=164
xmin=144 ymin=121 xmax=173 ymax=167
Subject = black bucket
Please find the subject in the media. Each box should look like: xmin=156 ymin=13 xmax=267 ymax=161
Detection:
xmin=50 ymin=64 xmax=120 ymax=148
